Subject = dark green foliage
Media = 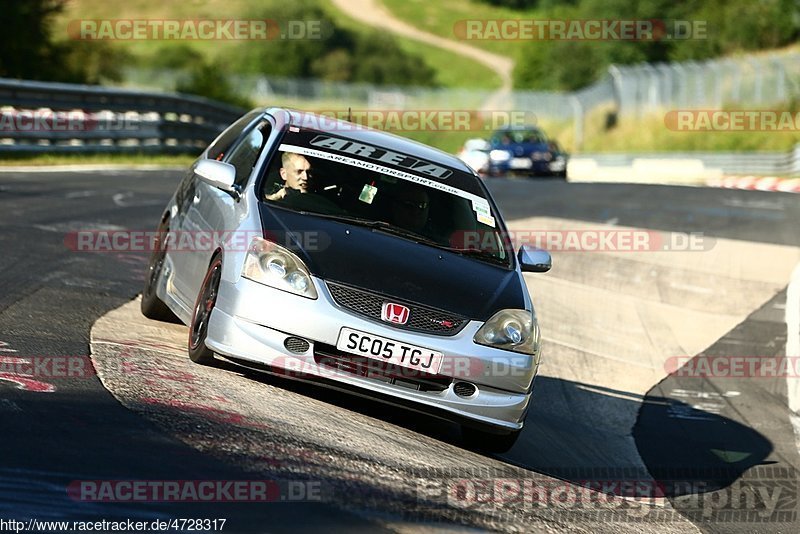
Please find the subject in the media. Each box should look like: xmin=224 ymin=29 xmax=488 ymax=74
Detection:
xmin=0 ymin=0 xmax=435 ymax=92
xmin=0 ymin=0 xmax=65 ymax=80
xmin=149 ymin=44 xmax=205 ymax=70
xmin=176 ymin=61 xmax=253 ymax=109
xmin=224 ymin=0 xmax=437 ymax=86
xmin=513 ymin=0 xmax=800 ymax=90
xmin=0 ymin=0 xmax=132 ymax=83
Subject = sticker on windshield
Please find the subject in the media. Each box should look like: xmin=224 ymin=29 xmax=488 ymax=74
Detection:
xmin=478 ymin=214 xmax=496 ymax=227
xmin=359 ymin=184 xmax=378 ymax=204
xmin=472 ymin=199 xmax=491 ymax=217
xmin=278 ymin=143 xmax=490 ymax=207
xmin=308 ymin=135 xmax=452 ymax=179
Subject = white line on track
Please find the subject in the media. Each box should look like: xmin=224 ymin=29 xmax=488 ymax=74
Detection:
xmin=668 ymin=281 xmax=715 ymax=294
xmin=65 ymin=190 xmax=98 ymax=199
xmin=112 ymin=192 xmax=163 ymax=208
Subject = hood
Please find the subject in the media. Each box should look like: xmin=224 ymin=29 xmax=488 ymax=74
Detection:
xmin=258 ymin=204 xmax=526 ymax=321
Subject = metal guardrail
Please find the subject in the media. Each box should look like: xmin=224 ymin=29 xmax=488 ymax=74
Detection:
xmin=1 ymin=75 xmax=798 ymax=174
xmin=123 ymin=49 xmax=800 ymax=120
xmin=579 ymin=145 xmax=800 ymax=176
xmin=0 ymin=78 xmax=245 ymax=154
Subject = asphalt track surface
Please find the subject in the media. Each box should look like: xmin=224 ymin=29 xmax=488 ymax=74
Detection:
xmin=0 ymin=170 xmax=798 ymax=532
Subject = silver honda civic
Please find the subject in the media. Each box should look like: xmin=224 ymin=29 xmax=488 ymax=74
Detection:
xmin=142 ymin=108 xmax=551 ymax=452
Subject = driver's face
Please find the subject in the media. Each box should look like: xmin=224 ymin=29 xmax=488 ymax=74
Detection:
xmin=280 ymin=155 xmax=311 ymax=192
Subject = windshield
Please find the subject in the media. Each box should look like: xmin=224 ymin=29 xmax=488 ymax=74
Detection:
xmin=492 ymin=128 xmax=547 ymax=145
xmin=260 ymin=128 xmax=510 ymax=266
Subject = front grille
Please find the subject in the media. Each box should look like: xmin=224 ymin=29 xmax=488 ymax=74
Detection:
xmin=326 ymin=282 xmax=468 ymax=336
xmin=314 ymin=343 xmax=452 ymax=392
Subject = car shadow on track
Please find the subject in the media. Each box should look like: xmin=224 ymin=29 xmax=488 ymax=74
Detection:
xmin=217 ymin=358 xmax=772 ymax=500
xmin=513 ymin=377 xmax=773 ymax=497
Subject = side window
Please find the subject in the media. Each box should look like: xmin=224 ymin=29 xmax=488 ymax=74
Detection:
xmin=206 ymin=110 xmax=263 ymax=161
xmin=225 ymin=123 xmax=271 ymax=188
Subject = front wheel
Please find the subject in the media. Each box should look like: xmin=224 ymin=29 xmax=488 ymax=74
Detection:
xmin=188 ymin=256 xmax=222 ymax=365
xmin=461 ymin=426 xmax=521 ymax=453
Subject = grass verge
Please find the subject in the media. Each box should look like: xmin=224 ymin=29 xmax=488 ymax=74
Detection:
xmin=0 ymin=153 xmax=196 ymax=167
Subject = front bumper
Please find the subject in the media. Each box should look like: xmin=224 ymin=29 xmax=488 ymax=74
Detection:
xmin=205 ymin=275 xmax=538 ymax=432
xmin=489 ymin=158 xmax=566 ymax=176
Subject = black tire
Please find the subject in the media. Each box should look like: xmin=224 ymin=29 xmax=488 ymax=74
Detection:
xmin=141 ymin=220 xmax=179 ymax=322
xmin=461 ymin=425 xmax=521 ymax=453
xmin=188 ymin=256 xmax=222 ymax=365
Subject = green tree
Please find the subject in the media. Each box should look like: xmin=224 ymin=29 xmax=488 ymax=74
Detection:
xmin=58 ymin=41 xmax=133 ymax=84
xmin=224 ymin=0 xmax=436 ymax=86
xmin=352 ymin=32 xmax=437 ymax=86
xmin=0 ymin=0 xmax=136 ymax=83
xmin=513 ymin=0 xmax=800 ymax=91
xmin=149 ymin=44 xmax=205 ymax=70
xmin=176 ymin=60 xmax=252 ymax=109
xmin=0 ymin=0 xmax=66 ymax=80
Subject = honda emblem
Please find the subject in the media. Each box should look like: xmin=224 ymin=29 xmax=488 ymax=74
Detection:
xmin=381 ymin=302 xmax=410 ymax=325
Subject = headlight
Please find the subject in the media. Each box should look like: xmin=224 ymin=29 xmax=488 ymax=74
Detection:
xmin=474 ymin=309 xmax=540 ymax=355
xmin=242 ymin=237 xmax=318 ymax=299
xmin=489 ymin=149 xmax=511 ymax=162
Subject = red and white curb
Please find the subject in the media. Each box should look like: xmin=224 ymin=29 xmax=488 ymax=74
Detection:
xmin=707 ymin=175 xmax=800 ymax=193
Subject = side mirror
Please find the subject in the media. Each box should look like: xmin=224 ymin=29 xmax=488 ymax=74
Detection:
xmin=194 ymin=159 xmax=239 ymax=199
xmin=518 ymin=246 xmax=551 ymax=273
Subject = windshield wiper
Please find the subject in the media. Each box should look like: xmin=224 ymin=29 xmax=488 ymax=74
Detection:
xmin=305 ymin=212 xmax=441 ymax=245
xmin=307 ymin=212 xmax=509 ymax=265
xmin=445 ymin=247 xmax=509 ymax=266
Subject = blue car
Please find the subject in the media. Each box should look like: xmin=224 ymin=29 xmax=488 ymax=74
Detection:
xmin=486 ymin=126 xmax=568 ymax=178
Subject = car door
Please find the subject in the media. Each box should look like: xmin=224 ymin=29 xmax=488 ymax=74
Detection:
xmin=169 ymin=111 xmax=264 ymax=307
xmin=181 ymin=120 xmax=273 ymax=301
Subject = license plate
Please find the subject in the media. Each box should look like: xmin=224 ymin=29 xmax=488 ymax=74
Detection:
xmin=510 ymin=157 xmax=532 ymax=169
xmin=336 ymin=328 xmax=443 ymax=374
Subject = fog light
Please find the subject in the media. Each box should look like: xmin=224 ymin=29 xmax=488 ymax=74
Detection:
xmin=284 ymin=337 xmax=310 ymax=354
xmin=453 ymin=381 xmax=477 ymax=398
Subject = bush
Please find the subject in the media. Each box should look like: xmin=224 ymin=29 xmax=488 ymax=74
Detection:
xmin=176 ymin=61 xmax=253 ymax=109
xmin=149 ymin=44 xmax=205 ymax=70
xmin=513 ymin=0 xmax=800 ymax=91
xmin=224 ymin=0 xmax=437 ymax=86
xmin=57 ymin=40 xmax=134 ymax=84
xmin=0 ymin=0 xmax=65 ymax=80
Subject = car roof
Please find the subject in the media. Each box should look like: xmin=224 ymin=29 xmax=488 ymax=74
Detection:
xmin=494 ymin=125 xmax=544 ymax=133
xmin=262 ymin=107 xmax=476 ymax=175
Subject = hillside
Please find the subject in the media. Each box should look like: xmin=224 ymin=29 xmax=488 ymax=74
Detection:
xmin=52 ymin=0 xmax=501 ymax=90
